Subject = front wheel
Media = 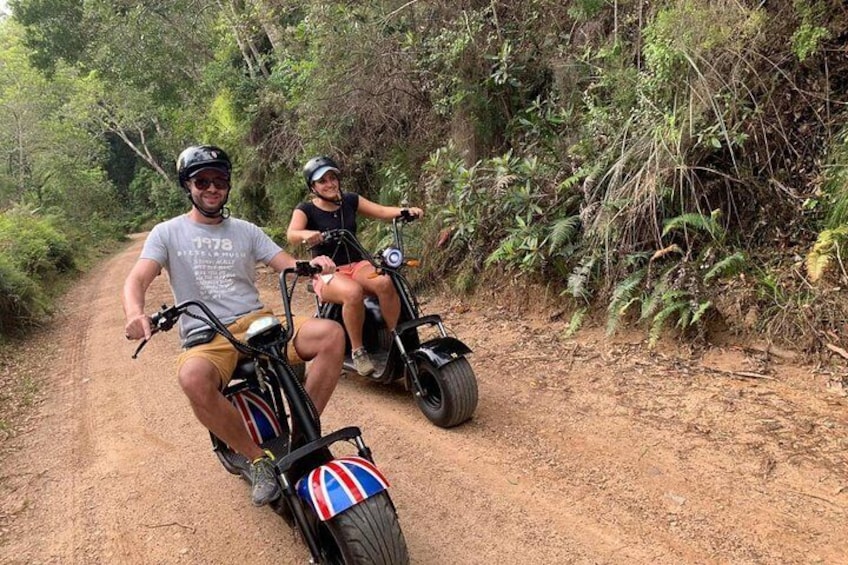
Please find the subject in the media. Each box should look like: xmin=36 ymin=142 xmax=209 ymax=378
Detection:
xmin=414 ymin=357 xmax=478 ymax=428
xmin=320 ymin=491 xmax=409 ymax=564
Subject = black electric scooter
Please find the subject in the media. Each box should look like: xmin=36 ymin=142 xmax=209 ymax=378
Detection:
xmin=313 ymin=211 xmax=478 ymax=428
xmin=131 ymin=262 xmax=409 ymax=564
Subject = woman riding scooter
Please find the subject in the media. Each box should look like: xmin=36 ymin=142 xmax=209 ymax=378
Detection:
xmin=286 ymin=156 xmax=424 ymax=376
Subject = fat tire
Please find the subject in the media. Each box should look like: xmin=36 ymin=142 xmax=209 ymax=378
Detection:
xmin=414 ymin=357 xmax=478 ymax=428
xmin=322 ymin=491 xmax=409 ymax=564
xmin=376 ymin=326 xmax=393 ymax=352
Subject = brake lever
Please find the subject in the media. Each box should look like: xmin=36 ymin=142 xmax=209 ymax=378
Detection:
xmin=132 ymin=339 xmax=149 ymax=360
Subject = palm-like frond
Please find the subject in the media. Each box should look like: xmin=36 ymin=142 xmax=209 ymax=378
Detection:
xmin=704 ymin=251 xmax=746 ymax=283
xmin=806 ymin=227 xmax=848 ymax=282
xmin=607 ymin=268 xmax=647 ymax=335
xmin=661 ymin=211 xmax=725 ymax=241
xmin=549 ymin=215 xmax=580 ymax=254
xmin=564 ymin=307 xmax=588 ymax=338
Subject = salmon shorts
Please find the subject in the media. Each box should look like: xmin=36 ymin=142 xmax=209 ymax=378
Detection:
xmin=176 ymin=309 xmax=307 ymax=388
xmin=311 ymin=260 xmax=374 ymax=302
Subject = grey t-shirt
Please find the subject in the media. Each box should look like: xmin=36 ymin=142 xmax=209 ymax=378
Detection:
xmin=140 ymin=214 xmax=282 ymax=343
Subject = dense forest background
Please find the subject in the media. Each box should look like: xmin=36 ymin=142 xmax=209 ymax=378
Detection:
xmin=1 ymin=0 xmax=847 ymax=351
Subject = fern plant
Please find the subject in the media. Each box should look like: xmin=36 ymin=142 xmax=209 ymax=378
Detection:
xmin=661 ymin=209 xmax=726 ymax=244
xmin=566 ymin=253 xmax=599 ymax=302
xmin=806 ymin=226 xmax=848 ymax=282
xmin=704 ymin=251 xmax=745 ymax=283
xmin=606 ymin=266 xmax=648 ymax=335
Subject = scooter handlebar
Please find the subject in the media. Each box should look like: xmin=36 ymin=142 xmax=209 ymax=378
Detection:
xmin=294 ymin=260 xmax=324 ymax=277
xmin=398 ymin=209 xmax=419 ymax=222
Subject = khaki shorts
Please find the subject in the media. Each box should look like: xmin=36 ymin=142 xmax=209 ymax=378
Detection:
xmin=177 ymin=310 xmax=307 ymax=388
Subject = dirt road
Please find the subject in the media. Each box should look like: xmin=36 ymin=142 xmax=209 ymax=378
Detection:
xmin=1 ymin=234 xmax=846 ymax=564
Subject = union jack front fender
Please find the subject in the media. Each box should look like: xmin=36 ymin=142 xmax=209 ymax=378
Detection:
xmin=296 ymin=456 xmax=390 ymax=521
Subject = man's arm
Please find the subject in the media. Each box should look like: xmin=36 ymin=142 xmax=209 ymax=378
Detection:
xmin=267 ymin=250 xmax=297 ymax=273
xmin=122 ymin=258 xmax=162 ymax=340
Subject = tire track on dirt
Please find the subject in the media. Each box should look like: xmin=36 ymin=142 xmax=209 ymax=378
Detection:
xmin=1 ymin=249 xmax=102 ymax=562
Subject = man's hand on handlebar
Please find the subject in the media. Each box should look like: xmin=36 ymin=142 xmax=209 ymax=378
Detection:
xmin=307 ymin=255 xmax=336 ymax=275
xmin=124 ymin=313 xmax=152 ymax=341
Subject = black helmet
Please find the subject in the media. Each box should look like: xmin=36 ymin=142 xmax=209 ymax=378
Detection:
xmin=177 ymin=145 xmax=232 ymax=188
xmin=303 ymin=156 xmax=340 ymax=188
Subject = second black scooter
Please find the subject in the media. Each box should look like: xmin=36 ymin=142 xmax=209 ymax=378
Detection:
xmin=310 ymin=211 xmax=478 ymax=428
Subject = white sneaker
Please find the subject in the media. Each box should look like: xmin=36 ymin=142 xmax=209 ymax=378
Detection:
xmin=352 ymin=348 xmax=375 ymax=376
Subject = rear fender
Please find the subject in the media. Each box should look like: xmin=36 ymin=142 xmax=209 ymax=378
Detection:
xmin=295 ymin=456 xmax=389 ymax=521
xmin=411 ymin=337 xmax=472 ymax=370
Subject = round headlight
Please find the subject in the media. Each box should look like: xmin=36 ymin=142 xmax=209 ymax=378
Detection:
xmin=245 ymin=316 xmax=281 ymax=341
xmin=382 ymin=247 xmax=404 ymax=268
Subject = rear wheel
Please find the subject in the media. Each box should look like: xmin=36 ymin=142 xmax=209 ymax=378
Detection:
xmin=314 ymin=492 xmax=409 ymax=564
xmin=414 ymin=357 xmax=478 ymax=428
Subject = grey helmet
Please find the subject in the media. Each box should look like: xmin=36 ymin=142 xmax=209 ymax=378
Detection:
xmin=302 ymin=156 xmax=340 ymax=189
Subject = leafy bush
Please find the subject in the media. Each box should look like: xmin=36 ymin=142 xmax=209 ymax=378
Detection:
xmin=790 ymin=0 xmax=830 ymax=62
xmin=0 ymin=254 xmax=47 ymax=335
xmin=137 ymin=167 xmax=186 ymax=222
xmin=0 ymin=208 xmax=87 ymax=336
xmin=0 ymin=209 xmax=75 ymax=279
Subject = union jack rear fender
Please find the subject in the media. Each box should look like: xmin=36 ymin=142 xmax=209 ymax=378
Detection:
xmin=296 ymin=456 xmax=390 ymax=521
xmin=230 ymin=389 xmax=282 ymax=445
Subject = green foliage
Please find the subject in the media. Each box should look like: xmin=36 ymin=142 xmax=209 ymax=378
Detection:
xmin=427 ymin=144 xmax=583 ymax=283
xmin=139 ymin=168 xmax=185 ymax=221
xmin=0 ymin=252 xmax=46 ymax=335
xmin=0 ymin=208 xmax=71 ymax=334
xmin=567 ymin=0 xmax=605 ymax=21
xmin=4 ymin=0 xmax=848 ymax=350
xmin=790 ymin=1 xmax=830 ymax=62
xmin=703 ymin=251 xmax=745 ymax=284
xmin=564 ymin=307 xmax=588 ymax=338
xmin=604 ymin=235 xmax=744 ymax=345
xmin=790 ymin=23 xmax=829 ymax=63
xmin=820 ymin=126 xmax=848 ymax=229
xmin=662 ymin=210 xmax=725 ymax=244
xmin=566 ymin=254 xmax=598 ymax=302
xmin=10 ymin=0 xmax=87 ymax=75
xmin=262 ymin=226 xmax=288 ymax=248
xmin=0 ymin=209 xmax=75 ymax=278
xmin=607 ymin=266 xmax=647 ymax=335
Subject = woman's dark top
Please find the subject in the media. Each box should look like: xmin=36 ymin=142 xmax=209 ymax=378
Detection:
xmin=296 ymin=192 xmax=365 ymax=266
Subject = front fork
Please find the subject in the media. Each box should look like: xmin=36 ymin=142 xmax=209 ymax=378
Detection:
xmin=394 ymin=314 xmax=450 ymax=400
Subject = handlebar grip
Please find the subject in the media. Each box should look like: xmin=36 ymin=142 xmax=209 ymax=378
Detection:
xmin=295 ymin=261 xmax=323 ymax=276
xmin=322 ymin=229 xmax=343 ymax=242
xmin=399 ymin=209 xmax=418 ymax=222
xmin=150 ymin=304 xmax=180 ymax=333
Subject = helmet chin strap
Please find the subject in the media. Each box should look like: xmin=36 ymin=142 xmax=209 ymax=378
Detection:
xmin=311 ymin=187 xmax=343 ymax=204
xmin=187 ymin=192 xmax=230 ymax=219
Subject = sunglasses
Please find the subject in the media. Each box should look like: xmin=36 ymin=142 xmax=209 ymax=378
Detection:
xmin=192 ymin=177 xmax=231 ymax=190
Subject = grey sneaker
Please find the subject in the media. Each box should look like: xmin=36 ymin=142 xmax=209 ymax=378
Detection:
xmin=352 ymin=347 xmax=375 ymax=376
xmin=250 ymin=453 xmax=281 ymax=506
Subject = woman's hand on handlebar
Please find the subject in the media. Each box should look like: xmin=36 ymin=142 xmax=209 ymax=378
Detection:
xmin=124 ymin=313 xmax=152 ymax=341
xmin=400 ymin=207 xmax=424 ymax=221
xmin=301 ymin=230 xmax=324 ymax=247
